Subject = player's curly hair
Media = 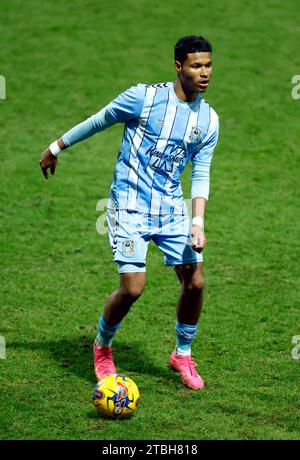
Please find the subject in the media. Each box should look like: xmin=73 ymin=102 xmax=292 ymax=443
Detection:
xmin=174 ymin=36 xmax=212 ymax=64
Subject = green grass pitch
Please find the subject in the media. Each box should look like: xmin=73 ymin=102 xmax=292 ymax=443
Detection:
xmin=1 ymin=0 xmax=299 ymax=440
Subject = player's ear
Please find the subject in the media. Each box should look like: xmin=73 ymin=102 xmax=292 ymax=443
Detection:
xmin=175 ymin=60 xmax=182 ymax=74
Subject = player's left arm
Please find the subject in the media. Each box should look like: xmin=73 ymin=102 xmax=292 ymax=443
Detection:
xmin=190 ymin=109 xmax=219 ymax=253
xmin=191 ymin=196 xmax=207 ymax=253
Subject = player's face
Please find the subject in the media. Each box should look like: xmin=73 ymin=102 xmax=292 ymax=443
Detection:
xmin=176 ymin=52 xmax=213 ymax=94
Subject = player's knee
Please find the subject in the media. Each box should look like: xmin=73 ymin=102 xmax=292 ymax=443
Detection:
xmin=120 ymin=282 xmax=145 ymax=301
xmin=184 ymin=275 xmax=205 ymax=292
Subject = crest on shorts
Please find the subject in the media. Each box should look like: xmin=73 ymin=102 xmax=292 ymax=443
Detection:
xmin=189 ymin=126 xmax=202 ymax=142
xmin=122 ymin=240 xmax=135 ymax=255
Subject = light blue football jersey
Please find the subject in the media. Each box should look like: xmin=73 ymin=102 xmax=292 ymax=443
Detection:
xmin=62 ymin=82 xmax=219 ymax=215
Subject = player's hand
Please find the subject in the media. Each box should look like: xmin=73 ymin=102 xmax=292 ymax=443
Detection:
xmin=191 ymin=225 xmax=207 ymax=253
xmin=39 ymin=149 xmax=58 ymax=179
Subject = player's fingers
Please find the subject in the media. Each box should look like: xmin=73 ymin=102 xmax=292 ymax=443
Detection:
xmin=195 ymin=236 xmax=207 ymax=245
xmin=192 ymin=237 xmax=202 ymax=246
xmin=191 ymin=239 xmax=202 ymax=249
xmin=50 ymin=163 xmax=56 ymax=175
xmin=192 ymin=245 xmax=203 ymax=253
xmin=40 ymin=164 xmax=48 ymax=179
xmin=192 ymin=238 xmax=207 ymax=252
xmin=42 ymin=168 xmax=48 ymax=179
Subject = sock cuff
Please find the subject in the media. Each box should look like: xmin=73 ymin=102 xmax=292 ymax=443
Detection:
xmin=176 ymin=321 xmax=198 ymax=335
xmin=175 ymin=321 xmax=198 ymax=351
xmin=100 ymin=315 xmax=122 ymax=333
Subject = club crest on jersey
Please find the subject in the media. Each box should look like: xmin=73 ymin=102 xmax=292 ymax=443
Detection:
xmin=189 ymin=126 xmax=202 ymax=142
xmin=122 ymin=240 xmax=135 ymax=255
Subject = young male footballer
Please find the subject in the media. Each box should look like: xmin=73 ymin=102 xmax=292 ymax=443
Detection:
xmin=39 ymin=36 xmax=219 ymax=390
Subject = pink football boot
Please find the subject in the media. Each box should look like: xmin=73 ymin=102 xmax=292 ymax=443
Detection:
xmin=93 ymin=343 xmax=116 ymax=381
xmin=169 ymin=351 xmax=205 ymax=389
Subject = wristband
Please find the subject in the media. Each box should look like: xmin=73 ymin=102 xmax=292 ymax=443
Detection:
xmin=192 ymin=216 xmax=204 ymax=228
xmin=49 ymin=141 xmax=62 ymax=156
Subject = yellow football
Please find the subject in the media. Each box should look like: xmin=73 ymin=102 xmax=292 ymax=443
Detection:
xmin=93 ymin=374 xmax=140 ymax=419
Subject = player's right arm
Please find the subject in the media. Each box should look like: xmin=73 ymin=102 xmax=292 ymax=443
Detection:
xmin=39 ymin=84 xmax=145 ymax=179
xmin=39 ymin=106 xmax=117 ymax=180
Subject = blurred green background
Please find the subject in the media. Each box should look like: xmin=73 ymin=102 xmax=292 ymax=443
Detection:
xmin=0 ymin=0 xmax=299 ymax=440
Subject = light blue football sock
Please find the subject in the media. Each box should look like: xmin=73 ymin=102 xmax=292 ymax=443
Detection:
xmin=96 ymin=315 xmax=122 ymax=347
xmin=175 ymin=321 xmax=198 ymax=353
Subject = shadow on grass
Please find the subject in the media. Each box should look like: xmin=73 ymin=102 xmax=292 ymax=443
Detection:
xmin=10 ymin=336 xmax=179 ymax=386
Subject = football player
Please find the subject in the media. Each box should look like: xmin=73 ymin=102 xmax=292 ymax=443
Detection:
xmin=39 ymin=36 xmax=219 ymax=389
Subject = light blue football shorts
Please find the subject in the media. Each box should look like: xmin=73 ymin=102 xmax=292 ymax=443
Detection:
xmin=107 ymin=208 xmax=203 ymax=273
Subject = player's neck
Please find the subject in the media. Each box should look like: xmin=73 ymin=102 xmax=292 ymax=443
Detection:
xmin=173 ymin=79 xmax=197 ymax=103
